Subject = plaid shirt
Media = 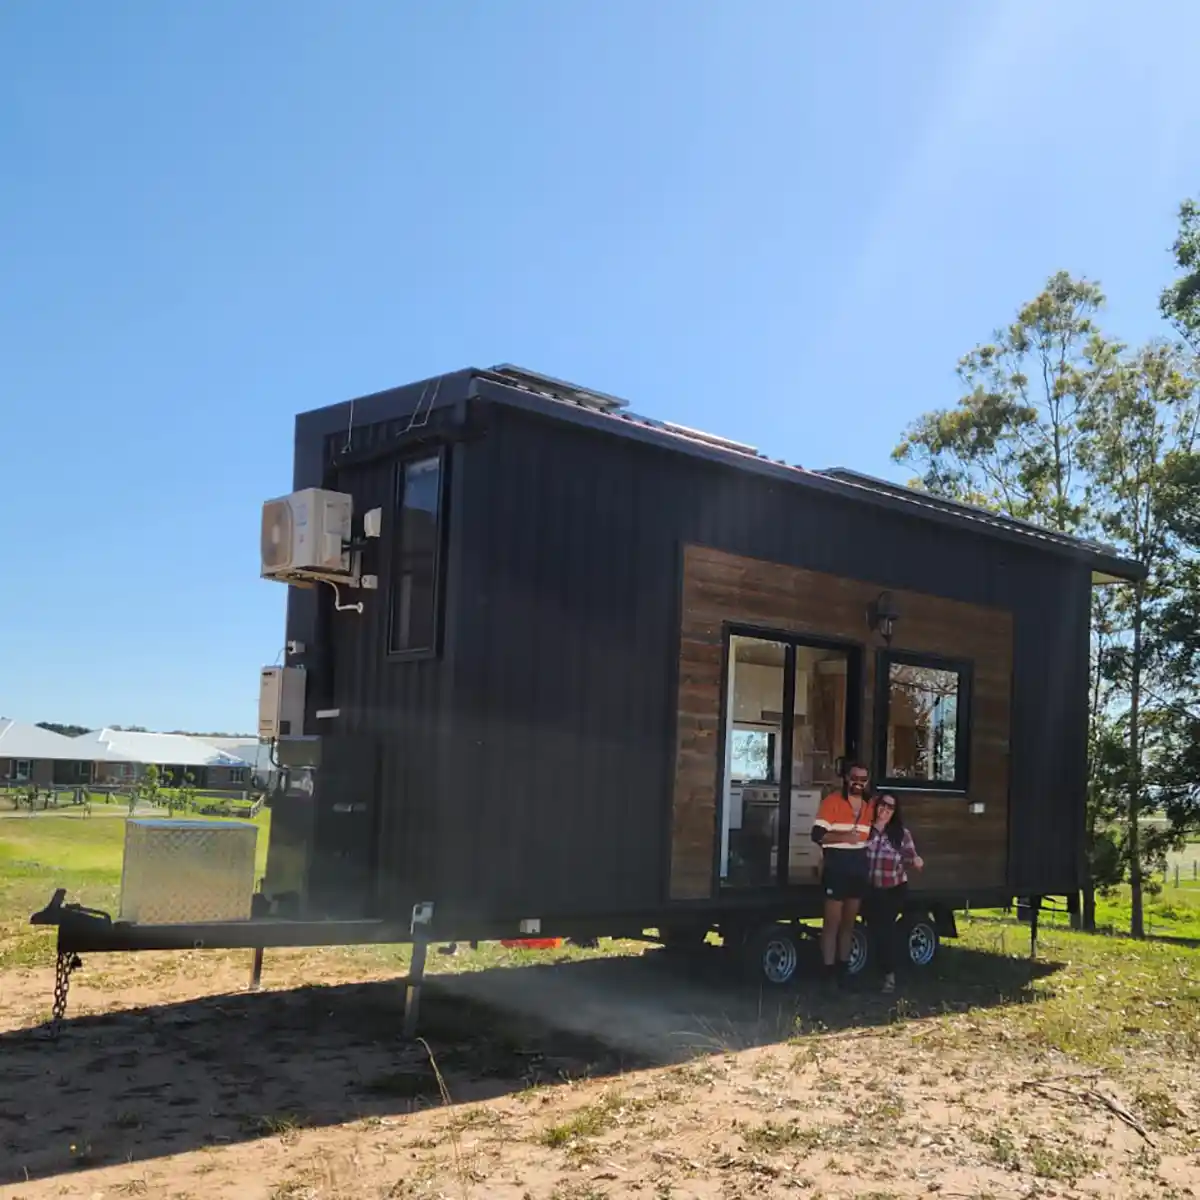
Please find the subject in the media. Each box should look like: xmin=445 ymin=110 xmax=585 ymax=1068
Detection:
xmin=866 ymin=825 xmax=918 ymax=889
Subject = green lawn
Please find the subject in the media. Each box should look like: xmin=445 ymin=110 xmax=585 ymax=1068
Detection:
xmin=924 ymin=917 xmax=1200 ymax=1073
xmin=0 ymin=809 xmax=271 ymax=969
xmin=1087 ymin=880 xmax=1200 ymax=941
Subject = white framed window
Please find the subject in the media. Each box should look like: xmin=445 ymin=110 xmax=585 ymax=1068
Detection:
xmin=230 ymin=767 xmax=248 ymax=784
xmin=15 ymin=760 xmax=32 ymax=782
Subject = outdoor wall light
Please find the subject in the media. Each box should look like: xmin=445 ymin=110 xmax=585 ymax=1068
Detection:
xmin=868 ymin=591 xmax=900 ymax=644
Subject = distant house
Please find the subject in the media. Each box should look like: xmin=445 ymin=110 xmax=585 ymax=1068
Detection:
xmin=205 ymin=737 xmax=277 ymax=789
xmin=72 ymin=729 xmax=253 ymax=789
xmin=0 ymin=719 xmax=110 ymax=786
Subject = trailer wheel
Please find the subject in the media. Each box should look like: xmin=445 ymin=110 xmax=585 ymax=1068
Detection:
xmin=902 ymin=911 xmax=939 ymax=968
xmin=846 ymin=923 xmax=870 ymax=976
xmin=659 ymin=926 xmax=707 ymax=956
xmin=743 ymin=923 xmax=801 ymax=987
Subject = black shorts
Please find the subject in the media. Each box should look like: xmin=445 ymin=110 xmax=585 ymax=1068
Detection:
xmin=822 ymin=849 xmax=869 ymax=901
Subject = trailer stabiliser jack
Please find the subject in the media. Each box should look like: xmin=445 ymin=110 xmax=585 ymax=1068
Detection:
xmin=404 ymin=900 xmax=435 ymax=1039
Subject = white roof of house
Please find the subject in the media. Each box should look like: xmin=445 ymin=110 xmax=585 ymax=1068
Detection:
xmin=0 ymin=718 xmax=97 ymax=761
xmin=72 ymin=729 xmax=251 ymax=768
xmin=207 ymin=738 xmax=275 ymax=775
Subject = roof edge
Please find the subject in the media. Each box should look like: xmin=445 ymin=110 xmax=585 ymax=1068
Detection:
xmin=467 ymin=373 xmax=1149 ymax=580
xmin=817 ymin=468 xmax=1147 ymax=583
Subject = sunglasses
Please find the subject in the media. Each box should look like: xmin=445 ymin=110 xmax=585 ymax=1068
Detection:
xmin=876 ymin=799 xmax=896 ymax=810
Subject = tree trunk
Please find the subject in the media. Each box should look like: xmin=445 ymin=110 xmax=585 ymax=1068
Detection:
xmin=1082 ymin=801 xmax=1098 ymax=931
xmin=1082 ymin=883 xmax=1096 ymax=930
xmin=1128 ymin=586 xmax=1145 ymax=940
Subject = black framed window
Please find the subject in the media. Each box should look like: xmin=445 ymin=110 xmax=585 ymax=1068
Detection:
xmin=387 ymin=451 xmax=444 ymax=656
xmin=874 ymin=650 xmax=971 ymax=791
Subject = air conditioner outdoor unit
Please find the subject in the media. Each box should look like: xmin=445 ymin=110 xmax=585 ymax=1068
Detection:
xmin=261 ymin=488 xmax=353 ymax=581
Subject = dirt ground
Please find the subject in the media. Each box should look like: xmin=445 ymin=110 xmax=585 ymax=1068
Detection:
xmin=1 ymin=939 xmax=1198 ymax=1200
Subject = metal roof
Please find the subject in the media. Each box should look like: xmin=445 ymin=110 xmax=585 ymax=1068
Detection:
xmin=72 ymin=729 xmax=252 ymax=769
xmin=469 ymin=366 xmax=1147 ymax=584
xmin=206 ymin=737 xmax=275 ymax=775
xmin=815 ymin=467 xmax=1136 ymax=566
xmin=0 ymin=719 xmax=98 ymax=762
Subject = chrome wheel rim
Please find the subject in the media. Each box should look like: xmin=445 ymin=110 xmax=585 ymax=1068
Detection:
xmin=908 ymin=922 xmax=937 ymax=966
xmin=762 ymin=936 xmax=798 ymax=984
xmin=847 ymin=927 xmax=868 ymax=974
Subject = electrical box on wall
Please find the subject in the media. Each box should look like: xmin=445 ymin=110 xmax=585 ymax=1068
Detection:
xmin=259 ymin=666 xmax=307 ymax=739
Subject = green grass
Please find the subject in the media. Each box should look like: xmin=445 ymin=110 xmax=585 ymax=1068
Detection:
xmin=0 ymin=809 xmax=272 ymax=969
xmin=540 ymin=1091 xmax=647 ymax=1147
xmin=975 ymin=877 xmax=1200 ymax=941
xmin=937 ymin=917 xmax=1200 ymax=1069
xmin=1101 ymin=882 xmax=1200 ymax=940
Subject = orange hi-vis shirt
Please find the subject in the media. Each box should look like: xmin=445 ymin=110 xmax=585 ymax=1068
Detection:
xmin=812 ymin=791 xmax=875 ymax=850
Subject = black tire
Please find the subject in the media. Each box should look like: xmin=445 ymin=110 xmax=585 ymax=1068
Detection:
xmin=846 ymin=922 xmax=870 ymax=976
xmin=901 ymin=911 xmax=939 ymax=968
xmin=742 ymin=922 xmax=802 ymax=987
xmin=659 ymin=926 xmax=707 ymax=955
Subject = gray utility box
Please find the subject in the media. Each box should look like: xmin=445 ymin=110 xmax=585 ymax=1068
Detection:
xmin=119 ymin=819 xmax=258 ymax=925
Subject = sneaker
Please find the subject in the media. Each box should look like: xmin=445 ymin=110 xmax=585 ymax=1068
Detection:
xmin=882 ymin=973 xmax=896 ymax=994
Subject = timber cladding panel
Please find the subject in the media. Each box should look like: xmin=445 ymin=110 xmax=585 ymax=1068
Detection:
xmin=670 ymin=544 xmax=1014 ymax=901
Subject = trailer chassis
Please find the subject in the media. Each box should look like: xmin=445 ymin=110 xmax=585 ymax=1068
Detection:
xmin=30 ymin=889 xmax=438 ymax=1037
xmin=28 ymin=887 xmax=1049 ymax=1037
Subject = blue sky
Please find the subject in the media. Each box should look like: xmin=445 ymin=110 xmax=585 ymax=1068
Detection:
xmin=2 ymin=0 xmax=1198 ymax=734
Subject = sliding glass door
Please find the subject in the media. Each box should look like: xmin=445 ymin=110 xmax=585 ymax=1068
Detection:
xmin=719 ymin=630 xmax=859 ymax=890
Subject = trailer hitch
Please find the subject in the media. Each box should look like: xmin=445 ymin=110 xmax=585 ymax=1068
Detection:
xmin=30 ymin=889 xmax=115 ymax=1034
xmin=30 ymin=887 xmax=115 ymax=934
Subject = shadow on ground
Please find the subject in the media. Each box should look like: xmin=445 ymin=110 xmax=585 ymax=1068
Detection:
xmin=0 ymin=942 xmax=1060 ymax=1185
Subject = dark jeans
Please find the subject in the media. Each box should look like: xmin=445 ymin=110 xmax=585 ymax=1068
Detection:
xmin=867 ymin=882 xmax=908 ymax=975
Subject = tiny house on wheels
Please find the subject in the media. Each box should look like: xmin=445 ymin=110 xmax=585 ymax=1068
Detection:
xmin=32 ymin=364 xmax=1144 ymax=1013
xmin=251 ymin=364 xmax=1143 ymax=980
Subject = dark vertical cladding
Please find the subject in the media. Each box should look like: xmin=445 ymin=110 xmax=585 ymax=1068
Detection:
xmin=447 ymin=404 xmax=1097 ymax=915
xmin=282 ymin=374 xmax=471 ymax=921
xmin=1006 ymin=561 xmax=1093 ymax=894
xmin=324 ymin=452 xmax=449 ymax=918
xmin=283 ymin=371 xmax=1115 ymax=927
xmin=448 ymin=408 xmax=676 ymax=919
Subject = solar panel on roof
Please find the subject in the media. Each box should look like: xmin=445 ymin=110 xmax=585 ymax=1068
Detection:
xmin=470 ymin=365 xmax=1142 ymax=579
xmin=659 ymin=420 xmax=759 ymax=457
xmin=488 ymin=364 xmax=630 ymax=413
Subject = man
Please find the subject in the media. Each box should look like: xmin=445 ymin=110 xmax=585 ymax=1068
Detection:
xmin=811 ymin=762 xmax=875 ymax=984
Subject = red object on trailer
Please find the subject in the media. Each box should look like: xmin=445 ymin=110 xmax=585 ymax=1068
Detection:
xmin=500 ymin=937 xmax=562 ymax=949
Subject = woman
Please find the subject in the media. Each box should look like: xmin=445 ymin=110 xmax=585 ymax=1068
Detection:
xmin=810 ymin=762 xmax=875 ymax=985
xmin=865 ymin=793 xmax=924 ymax=994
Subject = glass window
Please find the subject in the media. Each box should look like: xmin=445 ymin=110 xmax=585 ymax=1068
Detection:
xmin=879 ymin=655 xmax=968 ymax=788
xmin=388 ymin=453 xmax=444 ymax=655
xmin=15 ymin=760 xmax=31 ymax=781
xmin=730 ymin=729 xmax=774 ymax=783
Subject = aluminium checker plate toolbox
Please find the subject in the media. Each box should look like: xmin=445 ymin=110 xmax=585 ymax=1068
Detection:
xmin=119 ymin=818 xmax=258 ymax=925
